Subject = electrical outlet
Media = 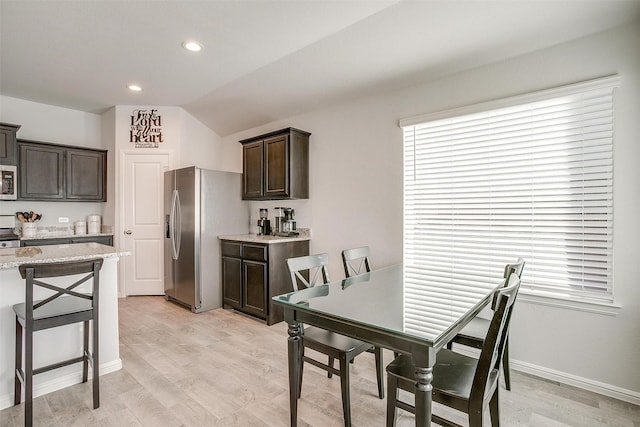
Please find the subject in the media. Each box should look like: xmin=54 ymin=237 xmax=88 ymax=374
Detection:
xmin=58 ymin=217 xmax=69 ymax=223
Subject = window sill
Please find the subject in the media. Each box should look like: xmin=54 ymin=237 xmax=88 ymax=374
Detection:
xmin=518 ymin=290 xmax=621 ymax=316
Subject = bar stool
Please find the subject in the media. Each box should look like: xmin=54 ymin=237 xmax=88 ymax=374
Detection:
xmin=14 ymin=258 xmax=103 ymax=427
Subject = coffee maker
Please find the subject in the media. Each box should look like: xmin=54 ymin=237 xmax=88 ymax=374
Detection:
xmin=257 ymin=208 xmax=271 ymax=235
xmin=279 ymin=208 xmax=297 ymax=236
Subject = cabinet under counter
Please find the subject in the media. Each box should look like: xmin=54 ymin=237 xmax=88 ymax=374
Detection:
xmin=20 ymin=234 xmax=113 ymax=247
xmin=220 ymin=236 xmax=309 ymax=325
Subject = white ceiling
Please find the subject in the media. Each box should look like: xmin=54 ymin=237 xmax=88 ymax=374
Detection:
xmin=1 ymin=0 xmax=639 ymax=136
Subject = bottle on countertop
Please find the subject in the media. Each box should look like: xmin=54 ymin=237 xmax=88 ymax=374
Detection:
xmin=87 ymin=214 xmax=101 ymax=235
xmin=75 ymin=220 xmax=87 ymax=235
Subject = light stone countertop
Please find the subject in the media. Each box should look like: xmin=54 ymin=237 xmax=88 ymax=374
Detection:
xmin=0 ymin=242 xmax=130 ymax=270
xmin=219 ymin=228 xmax=311 ymax=244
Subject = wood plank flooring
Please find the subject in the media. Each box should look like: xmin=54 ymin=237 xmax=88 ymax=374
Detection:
xmin=1 ymin=295 xmax=638 ymax=426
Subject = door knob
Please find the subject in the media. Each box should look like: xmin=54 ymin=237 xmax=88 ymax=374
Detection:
xmin=124 ymin=230 xmax=132 ymax=235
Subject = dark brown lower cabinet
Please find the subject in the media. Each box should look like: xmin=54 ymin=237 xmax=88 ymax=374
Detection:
xmin=222 ymin=256 xmax=242 ymax=308
xmin=243 ymin=260 xmax=268 ymax=318
xmin=21 ymin=235 xmax=113 ymax=247
xmin=221 ymin=239 xmax=309 ymax=325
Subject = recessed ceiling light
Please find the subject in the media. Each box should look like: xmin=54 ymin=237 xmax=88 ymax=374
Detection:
xmin=128 ymin=84 xmax=142 ymax=92
xmin=182 ymin=40 xmax=203 ymax=52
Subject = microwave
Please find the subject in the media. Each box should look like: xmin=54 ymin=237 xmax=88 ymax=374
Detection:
xmin=0 ymin=165 xmax=17 ymax=200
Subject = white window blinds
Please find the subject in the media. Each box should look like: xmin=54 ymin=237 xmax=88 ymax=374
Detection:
xmin=402 ymin=76 xmax=618 ymax=304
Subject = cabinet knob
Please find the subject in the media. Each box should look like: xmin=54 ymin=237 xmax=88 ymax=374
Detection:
xmin=124 ymin=230 xmax=132 ymax=235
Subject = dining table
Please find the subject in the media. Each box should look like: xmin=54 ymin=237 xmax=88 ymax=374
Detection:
xmin=272 ymin=263 xmax=499 ymax=427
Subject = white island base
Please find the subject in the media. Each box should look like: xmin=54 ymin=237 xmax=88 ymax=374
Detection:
xmin=0 ymin=243 xmax=128 ymax=410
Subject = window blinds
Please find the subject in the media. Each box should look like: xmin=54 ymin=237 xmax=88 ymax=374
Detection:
xmin=402 ymin=76 xmax=618 ymax=303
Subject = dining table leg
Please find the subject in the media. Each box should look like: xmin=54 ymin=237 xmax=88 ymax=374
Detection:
xmin=286 ymin=314 xmax=302 ymax=427
xmin=412 ymin=347 xmax=436 ymax=427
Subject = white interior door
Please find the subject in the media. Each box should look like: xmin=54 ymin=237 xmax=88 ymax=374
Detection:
xmin=121 ymin=152 xmax=170 ymax=295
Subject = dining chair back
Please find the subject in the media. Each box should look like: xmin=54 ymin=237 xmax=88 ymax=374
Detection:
xmin=14 ymin=258 xmax=103 ymax=427
xmin=286 ymin=254 xmax=384 ymax=426
xmin=491 ymin=258 xmax=525 ymax=309
xmin=386 ymin=273 xmax=521 ymax=427
xmin=287 ymin=253 xmax=330 ymax=291
xmin=341 ymin=246 xmax=371 ymax=278
xmin=447 ymin=257 xmax=525 ymax=390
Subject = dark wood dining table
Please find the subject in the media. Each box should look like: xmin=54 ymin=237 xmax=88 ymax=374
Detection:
xmin=272 ymin=263 xmax=498 ymax=427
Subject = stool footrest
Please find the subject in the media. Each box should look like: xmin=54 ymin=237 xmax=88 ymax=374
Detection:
xmin=33 ymin=356 xmax=85 ymax=376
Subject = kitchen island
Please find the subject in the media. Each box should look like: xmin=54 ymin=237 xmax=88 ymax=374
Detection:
xmin=0 ymin=242 xmax=129 ymax=410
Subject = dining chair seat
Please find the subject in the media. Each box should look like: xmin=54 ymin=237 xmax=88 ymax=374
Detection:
xmin=303 ymin=327 xmax=374 ymax=354
xmin=387 ymin=350 xmax=499 ymax=405
xmin=454 ymin=316 xmax=491 ymax=345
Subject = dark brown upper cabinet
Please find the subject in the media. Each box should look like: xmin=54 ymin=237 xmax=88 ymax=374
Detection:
xmin=18 ymin=140 xmax=107 ymax=202
xmin=0 ymin=123 xmax=21 ymax=165
xmin=239 ymin=127 xmax=310 ymax=200
xmin=19 ymin=142 xmax=65 ymax=200
xmin=66 ymin=148 xmax=106 ymax=201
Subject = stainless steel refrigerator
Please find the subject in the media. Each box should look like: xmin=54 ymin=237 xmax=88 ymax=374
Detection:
xmin=164 ymin=166 xmax=247 ymax=313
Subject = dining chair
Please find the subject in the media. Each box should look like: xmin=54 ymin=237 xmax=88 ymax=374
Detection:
xmin=14 ymin=258 xmax=103 ymax=427
xmin=286 ymin=253 xmax=384 ymax=427
xmin=446 ymin=257 xmax=525 ymax=390
xmin=386 ymin=273 xmax=521 ymax=427
xmin=341 ymin=246 xmax=371 ymax=278
xmin=341 ymin=245 xmax=387 ymax=398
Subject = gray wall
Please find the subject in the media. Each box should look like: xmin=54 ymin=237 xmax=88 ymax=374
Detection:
xmin=220 ymin=22 xmax=640 ymax=401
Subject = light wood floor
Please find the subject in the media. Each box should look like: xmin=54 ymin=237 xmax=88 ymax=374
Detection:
xmin=1 ymin=295 xmax=638 ymax=426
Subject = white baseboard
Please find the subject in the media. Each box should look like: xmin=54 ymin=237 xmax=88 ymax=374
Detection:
xmin=0 ymin=358 xmax=122 ymax=411
xmin=511 ymin=359 xmax=640 ymax=406
xmin=452 ymin=346 xmax=640 ymax=406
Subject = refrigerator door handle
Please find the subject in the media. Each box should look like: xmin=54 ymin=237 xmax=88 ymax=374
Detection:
xmin=175 ymin=190 xmax=182 ymax=258
xmin=170 ymin=189 xmax=180 ymax=260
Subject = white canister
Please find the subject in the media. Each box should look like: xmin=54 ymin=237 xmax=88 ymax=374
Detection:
xmin=87 ymin=214 xmax=101 ymax=235
xmin=21 ymin=222 xmax=37 ymax=238
xmin=75 ymin=220 xmax=87 ymax=235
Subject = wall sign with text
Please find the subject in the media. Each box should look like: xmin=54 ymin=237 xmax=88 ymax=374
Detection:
xmin=130 ymin=109 xmax=164 ymax=148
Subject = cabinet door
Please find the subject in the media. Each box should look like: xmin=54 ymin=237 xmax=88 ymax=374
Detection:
xmin=242 ymin=140 xmax=264 ymax=199
xmin=0 ymin=124 xmax=19 ymax=165
xmin=243 ymin=260 xmax=268 ymax=318
xmin=70 ymin=236 xmax=113 ymax=246
xmin=21 ymin=238 xmax=71 ymax=247
xmin=264 ymin=135 xmax=289 ymax=198
xmin=222 ymin=256 xmax=242 ymax=309
xmin=19 ymin=143 xmax=65 ymax=199
xmin=66 ymin=149 xmax=106 ymax=201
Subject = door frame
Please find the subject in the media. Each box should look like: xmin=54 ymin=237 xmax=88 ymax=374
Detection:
xmin=117 ymin=150 xmax=173 ymax=297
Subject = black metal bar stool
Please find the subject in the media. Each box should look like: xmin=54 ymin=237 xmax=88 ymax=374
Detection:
xmin=14 ymin=258 xmax=103 ymax=427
